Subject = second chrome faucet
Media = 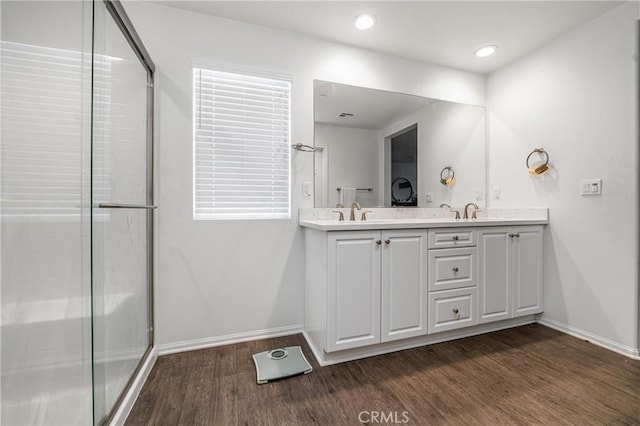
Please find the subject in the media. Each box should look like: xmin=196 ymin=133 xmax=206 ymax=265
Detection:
xmin=441 ymin=202 xmax=479 ymax=219
xmin=464 ymin=202 xmax=480 ymax=219
xmin=333 ymin=202 xmax=364 ymax=221
xmin=349 ymin=202 xmax=361 ymax=221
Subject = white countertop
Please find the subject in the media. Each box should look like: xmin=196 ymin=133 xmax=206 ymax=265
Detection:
xmin=298 ymin=208 xmax=549 ymax=231
xmin=299 ymin=217 xmax=548 ymax=231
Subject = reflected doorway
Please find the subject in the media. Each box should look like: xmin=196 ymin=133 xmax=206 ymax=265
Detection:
xmin=389 ymin=125 xmax=418 ymax=206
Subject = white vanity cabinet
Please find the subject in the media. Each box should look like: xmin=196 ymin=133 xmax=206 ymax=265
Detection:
xmin=306 ymin=229 xmax=428 ymax=353
xmin=301 ymin=212 xmax=547 ymax=365
xmin=477 ymin=226 xmax=543 ymax=324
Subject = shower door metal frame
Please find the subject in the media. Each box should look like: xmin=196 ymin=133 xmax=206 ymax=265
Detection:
xmin=94 ymin=1 xmax=156 ymax=424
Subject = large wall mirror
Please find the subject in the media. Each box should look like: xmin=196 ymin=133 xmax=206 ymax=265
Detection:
xmin=313 ymin=80 xmax=486 ymax=209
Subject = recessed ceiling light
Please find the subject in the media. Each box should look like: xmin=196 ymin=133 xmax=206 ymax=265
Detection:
xmin=353 ymin=13 xmax=376 ymax=30
xmin=475 ymin=45 xmax=497 ymax=58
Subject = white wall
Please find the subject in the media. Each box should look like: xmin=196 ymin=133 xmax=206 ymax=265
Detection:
xmin=314 ymin=124 xmax=380 ymax=208
xmin=123 ymin=1 xmax=485 ymax=349
xmin=487 ymin=2 xmax=639 ymax=354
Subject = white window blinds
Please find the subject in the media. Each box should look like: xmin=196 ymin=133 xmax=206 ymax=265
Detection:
xmin=193 ymin=67 xmax=291 ymax=220
xmin=1 ymin=41 xmax=110 ymax=221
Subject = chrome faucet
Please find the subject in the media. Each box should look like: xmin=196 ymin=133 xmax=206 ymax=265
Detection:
xmin=464 ymin=202 xmax=480 ymax=219
xmin=349 ymin=202 xmax=361 ymax=221
xmin=441 ymin=203 xmax=460 ymax=219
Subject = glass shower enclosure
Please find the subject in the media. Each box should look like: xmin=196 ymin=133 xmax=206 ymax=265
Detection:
xmin=0 ymin=1 xmax=155 ymax=424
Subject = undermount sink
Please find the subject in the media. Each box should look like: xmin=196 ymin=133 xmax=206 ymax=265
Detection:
xmin=319 ymin=217 xmax=500 ymax=225
xmin=328 ymin=218 xmax=458 ymax=225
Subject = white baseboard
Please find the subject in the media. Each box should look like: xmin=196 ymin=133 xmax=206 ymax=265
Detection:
xmin=158 ymin=324 xmax=304 ymax=356
xmin=110 ymin=346 xmax=158 ymax=426
xmin=538 ymin=318 xmax=640 ymax=360
xmin=304 ymin=316 xmax=536 ymax=366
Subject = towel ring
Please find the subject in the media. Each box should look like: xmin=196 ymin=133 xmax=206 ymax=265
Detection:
xmin=440 ymin=166 xmax=456 ymax=186
xmin=526 ymin=148 xmax=550 ymax=175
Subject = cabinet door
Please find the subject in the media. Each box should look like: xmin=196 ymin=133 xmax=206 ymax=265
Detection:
xmin=478 ymin=228 xmax=512 ymax=323
xmin=513 ymin=226 xmax=544 ymax=317
xmin=327 ymin=231 xmax=381 ymax=352
xmin=381 ymin=230 xmax=428 ymax=342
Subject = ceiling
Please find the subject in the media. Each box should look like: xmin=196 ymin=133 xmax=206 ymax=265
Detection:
xmin=153 ymin=1 xmax=622 ymax=74
xmin=314 ymin=81 xmax=433 ymax=130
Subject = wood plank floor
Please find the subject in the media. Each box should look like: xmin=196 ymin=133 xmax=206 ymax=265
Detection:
xmin=126 ymin=324 xmax=640 ymax=425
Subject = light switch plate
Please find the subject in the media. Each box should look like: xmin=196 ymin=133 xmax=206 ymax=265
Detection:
xmin=302 ymin=181 xmax=312 ymax=199
xmin=580 ymin=179 xmax=602 ymax=196
xmin=492 ymin=186 xmax=501 ymax=200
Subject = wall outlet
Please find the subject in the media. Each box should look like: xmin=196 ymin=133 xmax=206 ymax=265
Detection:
xmin=492 ymin=186 xmax=501 ymax=200
xmin=302 ymin=181 xmax=312 ymax=199
xmin=580 ymin=179 xmax=602 ymax=196
xmin=475 ymin=188 xmax=484 ymax=201
xmin=425 ymin=193 xmax=433 ymax=203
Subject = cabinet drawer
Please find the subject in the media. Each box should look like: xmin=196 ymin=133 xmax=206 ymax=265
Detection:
xmin=428 ymin=247 xmax=477 ymax=291
xmin=428 ymin=228 xmax=476 ymax=249
xmin=428 ymin=287 xmax=478 ymax=334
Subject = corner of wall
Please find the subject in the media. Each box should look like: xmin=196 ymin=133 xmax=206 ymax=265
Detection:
xmin=636 ymin=15 xmax=640 ymax=353
xmin=486 ymin=2 xmax=640 ymax=352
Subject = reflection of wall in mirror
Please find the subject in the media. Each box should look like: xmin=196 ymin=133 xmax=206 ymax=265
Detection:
xmin=382 ymin=101 xmax=485 ymax=207
xmin=314 ymin=124 xmax=379 ymax=207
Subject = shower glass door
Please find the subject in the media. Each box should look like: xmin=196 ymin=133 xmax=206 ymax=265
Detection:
xmin=1 ymin=2 xmax=94 ymax=424
xmin=91 ymin=2 xmax=154 ymax=423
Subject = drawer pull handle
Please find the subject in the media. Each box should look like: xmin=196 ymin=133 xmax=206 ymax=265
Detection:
xmin=453 ymin=308 xmax=460 ymax=320
xmin=452 ymin=267 xmax=459 ymax=272
xmin=384 ymin=239 xmax=390 ymax=245
xmin=376 ymin=240 xmax=382 ymax=245
xmin=452 ymin=236 xmax=459 ymax=241
xmin=514 ymin=233 xmax=520 ymax=238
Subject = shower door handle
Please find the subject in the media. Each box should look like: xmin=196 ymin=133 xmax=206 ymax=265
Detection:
xmin=98 ymin=203 xmax=157 ymax=210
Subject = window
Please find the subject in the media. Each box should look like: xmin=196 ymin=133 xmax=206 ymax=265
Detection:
xmin=193 ymin=66 xmax=291 ymax=220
